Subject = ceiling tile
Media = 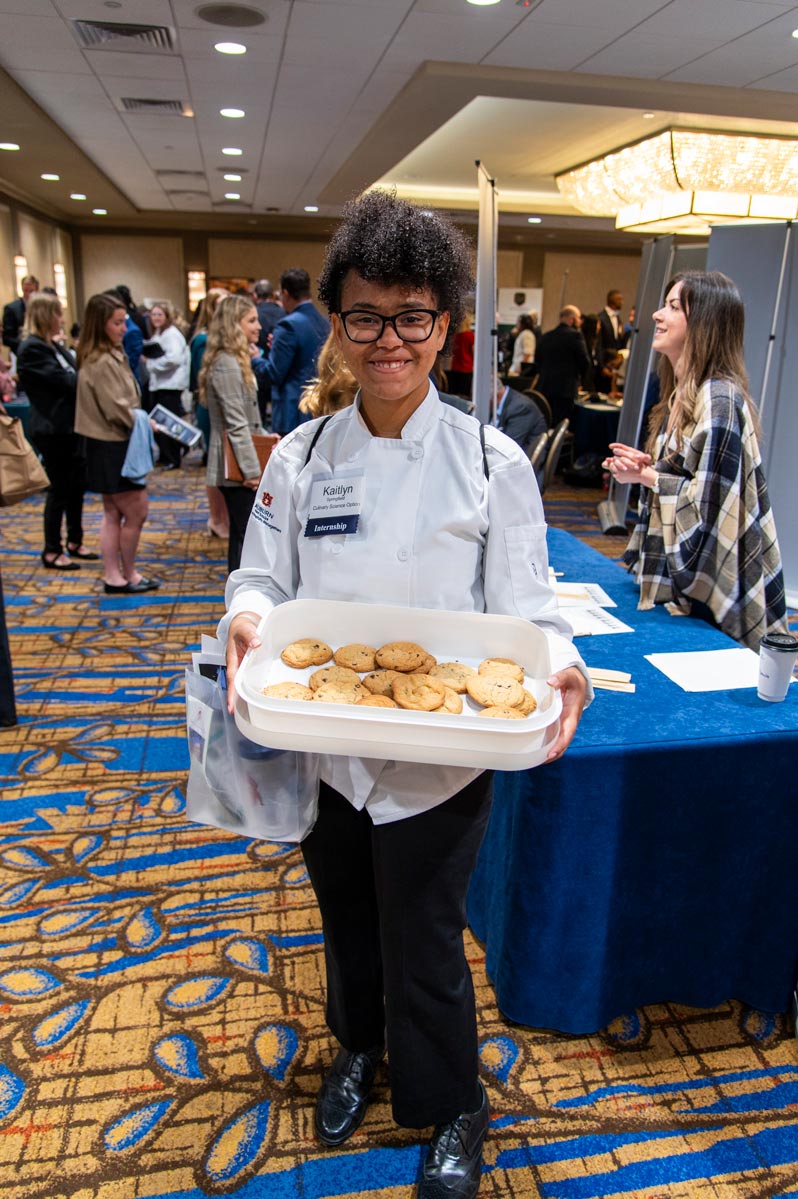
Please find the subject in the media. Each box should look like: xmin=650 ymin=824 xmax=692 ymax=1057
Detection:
xmin=482 ymin=21 xmax=619 ymax=71
xmin=574 ymin=32 xmax=726 ymax=76
xmin=89 ymin=51 xmax=187 ymax=83
xmin=748 ymin=64 xmax=798 ymax=89
xmin=530 ymin=0 xmax=670 ymax=28
xmin=632 ymin=0 xmax=790 ymax=37
xmin=382 ymin=10 xmax=525 ymax=68
xmin=0 ymin=15 xmax=91 ymax=72
xmin=662 ymin=11 xmax=798 ymax=85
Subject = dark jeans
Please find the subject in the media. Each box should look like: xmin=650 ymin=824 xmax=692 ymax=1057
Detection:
xmin=152 ymin=389 xmax=184 ymax=468
xmin=31 ymin=432 xmax=87 ymax=555
xmin=221 ymin=484 xmax=256 ymax=574
xmin=300 ymin=773 xmax=493 ymax=1128
xmin=0 ymin=566 xmax=17 ymax=725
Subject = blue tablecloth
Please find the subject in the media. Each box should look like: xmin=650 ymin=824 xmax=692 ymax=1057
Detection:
xmin=467 ymin=527 xmax=798 ymax=1033
xmin=570 ymin=399 xmax=621 ymax=459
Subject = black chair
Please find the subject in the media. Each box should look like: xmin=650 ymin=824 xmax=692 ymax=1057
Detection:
xmin=541 ymin=418 xmax=570 ymax=494
xmin=526 ymin=389 xmax=552 ymax=428
xmin=527 ymin=430 xmax=549 ymax=475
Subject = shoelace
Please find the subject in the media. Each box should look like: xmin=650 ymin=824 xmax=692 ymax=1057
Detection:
xmin=339 ymin=1051 xmax=376 ymax=1086
xmin=431 ymin=1111 xmax=473 ymax=1158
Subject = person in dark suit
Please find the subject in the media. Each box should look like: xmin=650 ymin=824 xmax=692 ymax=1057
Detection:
xmin=0 ymin=564 xmax=16 ymax=726
xmin=2 ymin=274 xmax=39 ymax=355
xmin=495 ymin=381 xmax=547 ymax=452
xmin=17 ymin=292 xmax=95 ymax=570
xmin=534 ymin=306 xmax=590 ymax=425
xmin=265 ymin=268 xmax=330 ymax=435
xmin=597 ymin=289 xmax=628 ymax=367
xmin=252 ymin=279 xmax=283 ymax=426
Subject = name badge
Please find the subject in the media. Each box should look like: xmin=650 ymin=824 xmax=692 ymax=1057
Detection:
xmin=305 ymin=471 xmax=364 ymax=537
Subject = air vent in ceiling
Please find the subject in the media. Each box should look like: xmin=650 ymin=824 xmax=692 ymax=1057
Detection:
xmin=156 ymin=170 xmax=206 ymax=179
xmin=71 ymin=20 xmax=176 ymax=53
xmin=166 ymin=189 xmax=210 ymax=198
xmin=121 ymin=97 xmax=190 ymax=116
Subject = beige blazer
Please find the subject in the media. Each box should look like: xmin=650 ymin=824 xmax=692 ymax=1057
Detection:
xmin=204 ymin=352 xmax=263 ymax=487
xmin=75 ymin=347 xmax=140 ymax=442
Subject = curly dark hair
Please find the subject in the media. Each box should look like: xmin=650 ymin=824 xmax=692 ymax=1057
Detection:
xmin=318 ymin=191 xmax=474 ymax=353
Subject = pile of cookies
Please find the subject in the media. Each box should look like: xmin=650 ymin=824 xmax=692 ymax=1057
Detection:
xmin=262 ymin=639 xmax=537 ymax=720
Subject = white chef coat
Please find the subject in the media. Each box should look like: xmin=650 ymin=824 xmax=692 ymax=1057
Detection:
xmin=219 ymin=384 xmax=591 ymax=824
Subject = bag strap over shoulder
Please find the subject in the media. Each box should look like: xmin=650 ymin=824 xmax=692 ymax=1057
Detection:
xmin=479 ymin=423 xmax=490 ymax=480
xmin=303 ymin=414 xmax=334 ymax=467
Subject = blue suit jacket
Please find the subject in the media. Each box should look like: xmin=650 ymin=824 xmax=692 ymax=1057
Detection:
xmin=265 ymin=301 xmax=330 ymax=434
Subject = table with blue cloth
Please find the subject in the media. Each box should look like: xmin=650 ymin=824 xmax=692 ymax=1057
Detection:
xmin=467 ymin=527 xmax=798 ymax=1034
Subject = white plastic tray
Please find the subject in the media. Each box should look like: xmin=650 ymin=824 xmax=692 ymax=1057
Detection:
xmin=234 ymin=599 xmax=561 ymax=770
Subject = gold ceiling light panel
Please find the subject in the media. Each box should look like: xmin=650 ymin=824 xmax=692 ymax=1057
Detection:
xmin=556 ymin=128 xmax=798 ymax=233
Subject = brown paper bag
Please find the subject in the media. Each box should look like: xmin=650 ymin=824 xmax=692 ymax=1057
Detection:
xmin=0 ymin=411 xmax=50 ymax=506
xmin=222 ymin=431 xmax=279 ymax=483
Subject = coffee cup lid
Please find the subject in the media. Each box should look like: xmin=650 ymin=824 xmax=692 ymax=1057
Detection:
xmin=760 ymin=632 xmax=798 ymax=652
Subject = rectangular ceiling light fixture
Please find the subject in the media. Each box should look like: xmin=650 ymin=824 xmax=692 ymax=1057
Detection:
xmin=71 ymin=20 xmax=176 ymax=53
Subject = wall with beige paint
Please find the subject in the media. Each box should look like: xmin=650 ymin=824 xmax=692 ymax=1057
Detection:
xmin=540 ymin=251 xmax=640 ymax=331
xmin=79 ymin=234 xmax=185 ymax=314
xmin=207 ymin=239 xmax=328 ymax=289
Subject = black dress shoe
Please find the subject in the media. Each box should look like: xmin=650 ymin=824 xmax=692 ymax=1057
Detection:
xmin=103 ymin=577 xmax=160 ymax=594
xmin=314 ymin=1045 xmax=384 ymax=1146
xmin=418 ymin=1082 xmax=489 ymax=1199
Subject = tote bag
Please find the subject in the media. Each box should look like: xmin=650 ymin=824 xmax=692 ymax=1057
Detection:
xmin=0 ymin=411 xmax=50 ymax=506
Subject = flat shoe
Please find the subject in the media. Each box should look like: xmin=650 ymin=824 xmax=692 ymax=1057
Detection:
xmin=41 ymin=552 xmax=80 ymax=571
xmin=67 ymin=544 xmax=100 ymax=560
xmin=315 ymin=1046 xmax=384 ymax=1146
xmin=103 ymin=577 xmax=160 ymax=594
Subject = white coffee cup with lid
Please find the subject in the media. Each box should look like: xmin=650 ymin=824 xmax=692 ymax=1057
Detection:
xmin=757 ymin=632 xmax=798 ymax=702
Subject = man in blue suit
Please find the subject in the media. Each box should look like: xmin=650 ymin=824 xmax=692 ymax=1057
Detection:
xmin=265 ymin=268 xmax=330 ymax=434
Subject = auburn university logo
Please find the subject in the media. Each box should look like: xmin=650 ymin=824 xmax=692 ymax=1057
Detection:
xmin=261 ymin=491 xmax=273 ymax=507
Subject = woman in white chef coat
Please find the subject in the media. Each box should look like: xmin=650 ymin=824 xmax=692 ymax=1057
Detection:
xmin=222 ymin=192 xmax=589 ymax=1199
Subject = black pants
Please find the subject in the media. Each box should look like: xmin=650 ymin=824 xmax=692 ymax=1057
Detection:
xmin=0 ymin=566 xmax=17 ymax=726
xmin=221 ymin=484 xmax=256 ymax=574
xmin=152 ymin=389 xmax=184 ymax=468
xmin=32 ymin=432 xmax=87 ymax=555
xmin=300 ymin=773 xmax=493 ymax=1128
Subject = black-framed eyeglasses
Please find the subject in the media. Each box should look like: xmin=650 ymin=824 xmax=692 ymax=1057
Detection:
xmin=339 ymin=308 xmax=441 ymax=344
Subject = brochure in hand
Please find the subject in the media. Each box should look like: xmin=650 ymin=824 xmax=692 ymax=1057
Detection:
xmin=149 ymin=403 xmax=203 ymax=448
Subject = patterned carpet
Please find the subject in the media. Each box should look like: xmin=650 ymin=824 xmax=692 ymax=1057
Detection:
xmin=1 ymin=459 xmax=797 ymax=1199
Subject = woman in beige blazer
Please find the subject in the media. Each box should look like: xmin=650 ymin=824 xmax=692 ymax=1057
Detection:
xmin=199 ymin=295 xmax=264 ymax=573
xmin=75 ymin=293 xmax=159 ymax=594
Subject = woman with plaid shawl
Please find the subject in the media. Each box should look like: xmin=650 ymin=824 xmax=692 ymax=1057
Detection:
xmin=604 ymin=270 xmax=786 ymax=651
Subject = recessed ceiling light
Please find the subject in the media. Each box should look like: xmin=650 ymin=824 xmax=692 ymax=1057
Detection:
xmin=223 ymin=173 xmax=242 ymax=181
xmin=792 ymin=28 xmax=798 ymax=37
xmin=0 ymin=142 xmax=20 ymax=151
xmin=222 ymin=147 xmax=243 ymax=156
xmin=466 ymin=0 xmax=502 ymax=5
xmin=70 ymin=193 xmax=87 ymax=200
xmin=220 ymin=107 xmax=245 ymax=118
xmin=41 ymin=173 xmax=60 ymax=181
xmin=527 ymin=216 xmax=541 ymax=224
xmin=224 ymin=192 xmax=240 ymax=200
xmin=304 ymin=205 xmax=319 ymax=213
xmin=642 ymin=111 xmax=655 ymax=119
xmin=93 ymin=208 xmax=107 ymax=215
xmin=215 ymin=41 xmax=247 ymax=54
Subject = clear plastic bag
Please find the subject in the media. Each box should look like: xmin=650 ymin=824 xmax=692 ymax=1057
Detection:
xmin=184 ymin=667 xmax=319 ymax=842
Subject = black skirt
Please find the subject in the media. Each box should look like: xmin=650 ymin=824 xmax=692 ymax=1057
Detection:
xmin=84 ymin=437 xmax=145 ymax=495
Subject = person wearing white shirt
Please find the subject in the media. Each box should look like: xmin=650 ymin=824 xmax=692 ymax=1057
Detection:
xmin=144 ymin=300 xmax=189 ymax=469
xmin=222 ymin=192 xmax=589 ymax=1199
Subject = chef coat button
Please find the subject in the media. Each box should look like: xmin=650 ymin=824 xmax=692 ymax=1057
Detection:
xmin=411 ymin=446 xmax=423 ymax=460
xmin=397 ymin=546 xmax=410 ymax=562
xmin=331 ymin=543 xmax=343 ymax=555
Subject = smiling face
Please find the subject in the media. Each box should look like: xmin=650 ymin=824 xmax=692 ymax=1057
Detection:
xmin=105 ymin=307 xmax=127 ymax=346
xmin=332 ymin=272 xmax=449 ymax=432
xmin=652 ymin=281 xmax=688 ymax=369
xmin=149 ymin=305 xmax=166 ymax=331
xmin=239 ymin=305 xmax=261 ymax=344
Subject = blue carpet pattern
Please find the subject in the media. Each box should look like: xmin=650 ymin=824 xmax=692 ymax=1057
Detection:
xmin=0 ymin=464 xmax=796 ymax=1199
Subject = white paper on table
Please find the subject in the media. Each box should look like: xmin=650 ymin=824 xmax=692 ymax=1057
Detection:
xmin=561 ymin=607 xmax=634 ymax=637
xmin=644 ymin=647 xmax=797 ymax=692
xmin=554 ymin=581 xmax=617 ymax=609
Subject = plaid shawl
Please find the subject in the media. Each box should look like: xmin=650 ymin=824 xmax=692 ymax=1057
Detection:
xmin=624 ymin=379 xmax=786 ymax=650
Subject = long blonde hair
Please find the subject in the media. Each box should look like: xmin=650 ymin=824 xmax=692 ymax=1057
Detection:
xmin=192 ymin=288 xmax=227 ymax=338
xmin=646 ymin=270 xmax=755 ymax=458
xmin=198 ymin=294 xmax=256 ymax=403
xmin=299 ymin=333 xmax=357 ymax=417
